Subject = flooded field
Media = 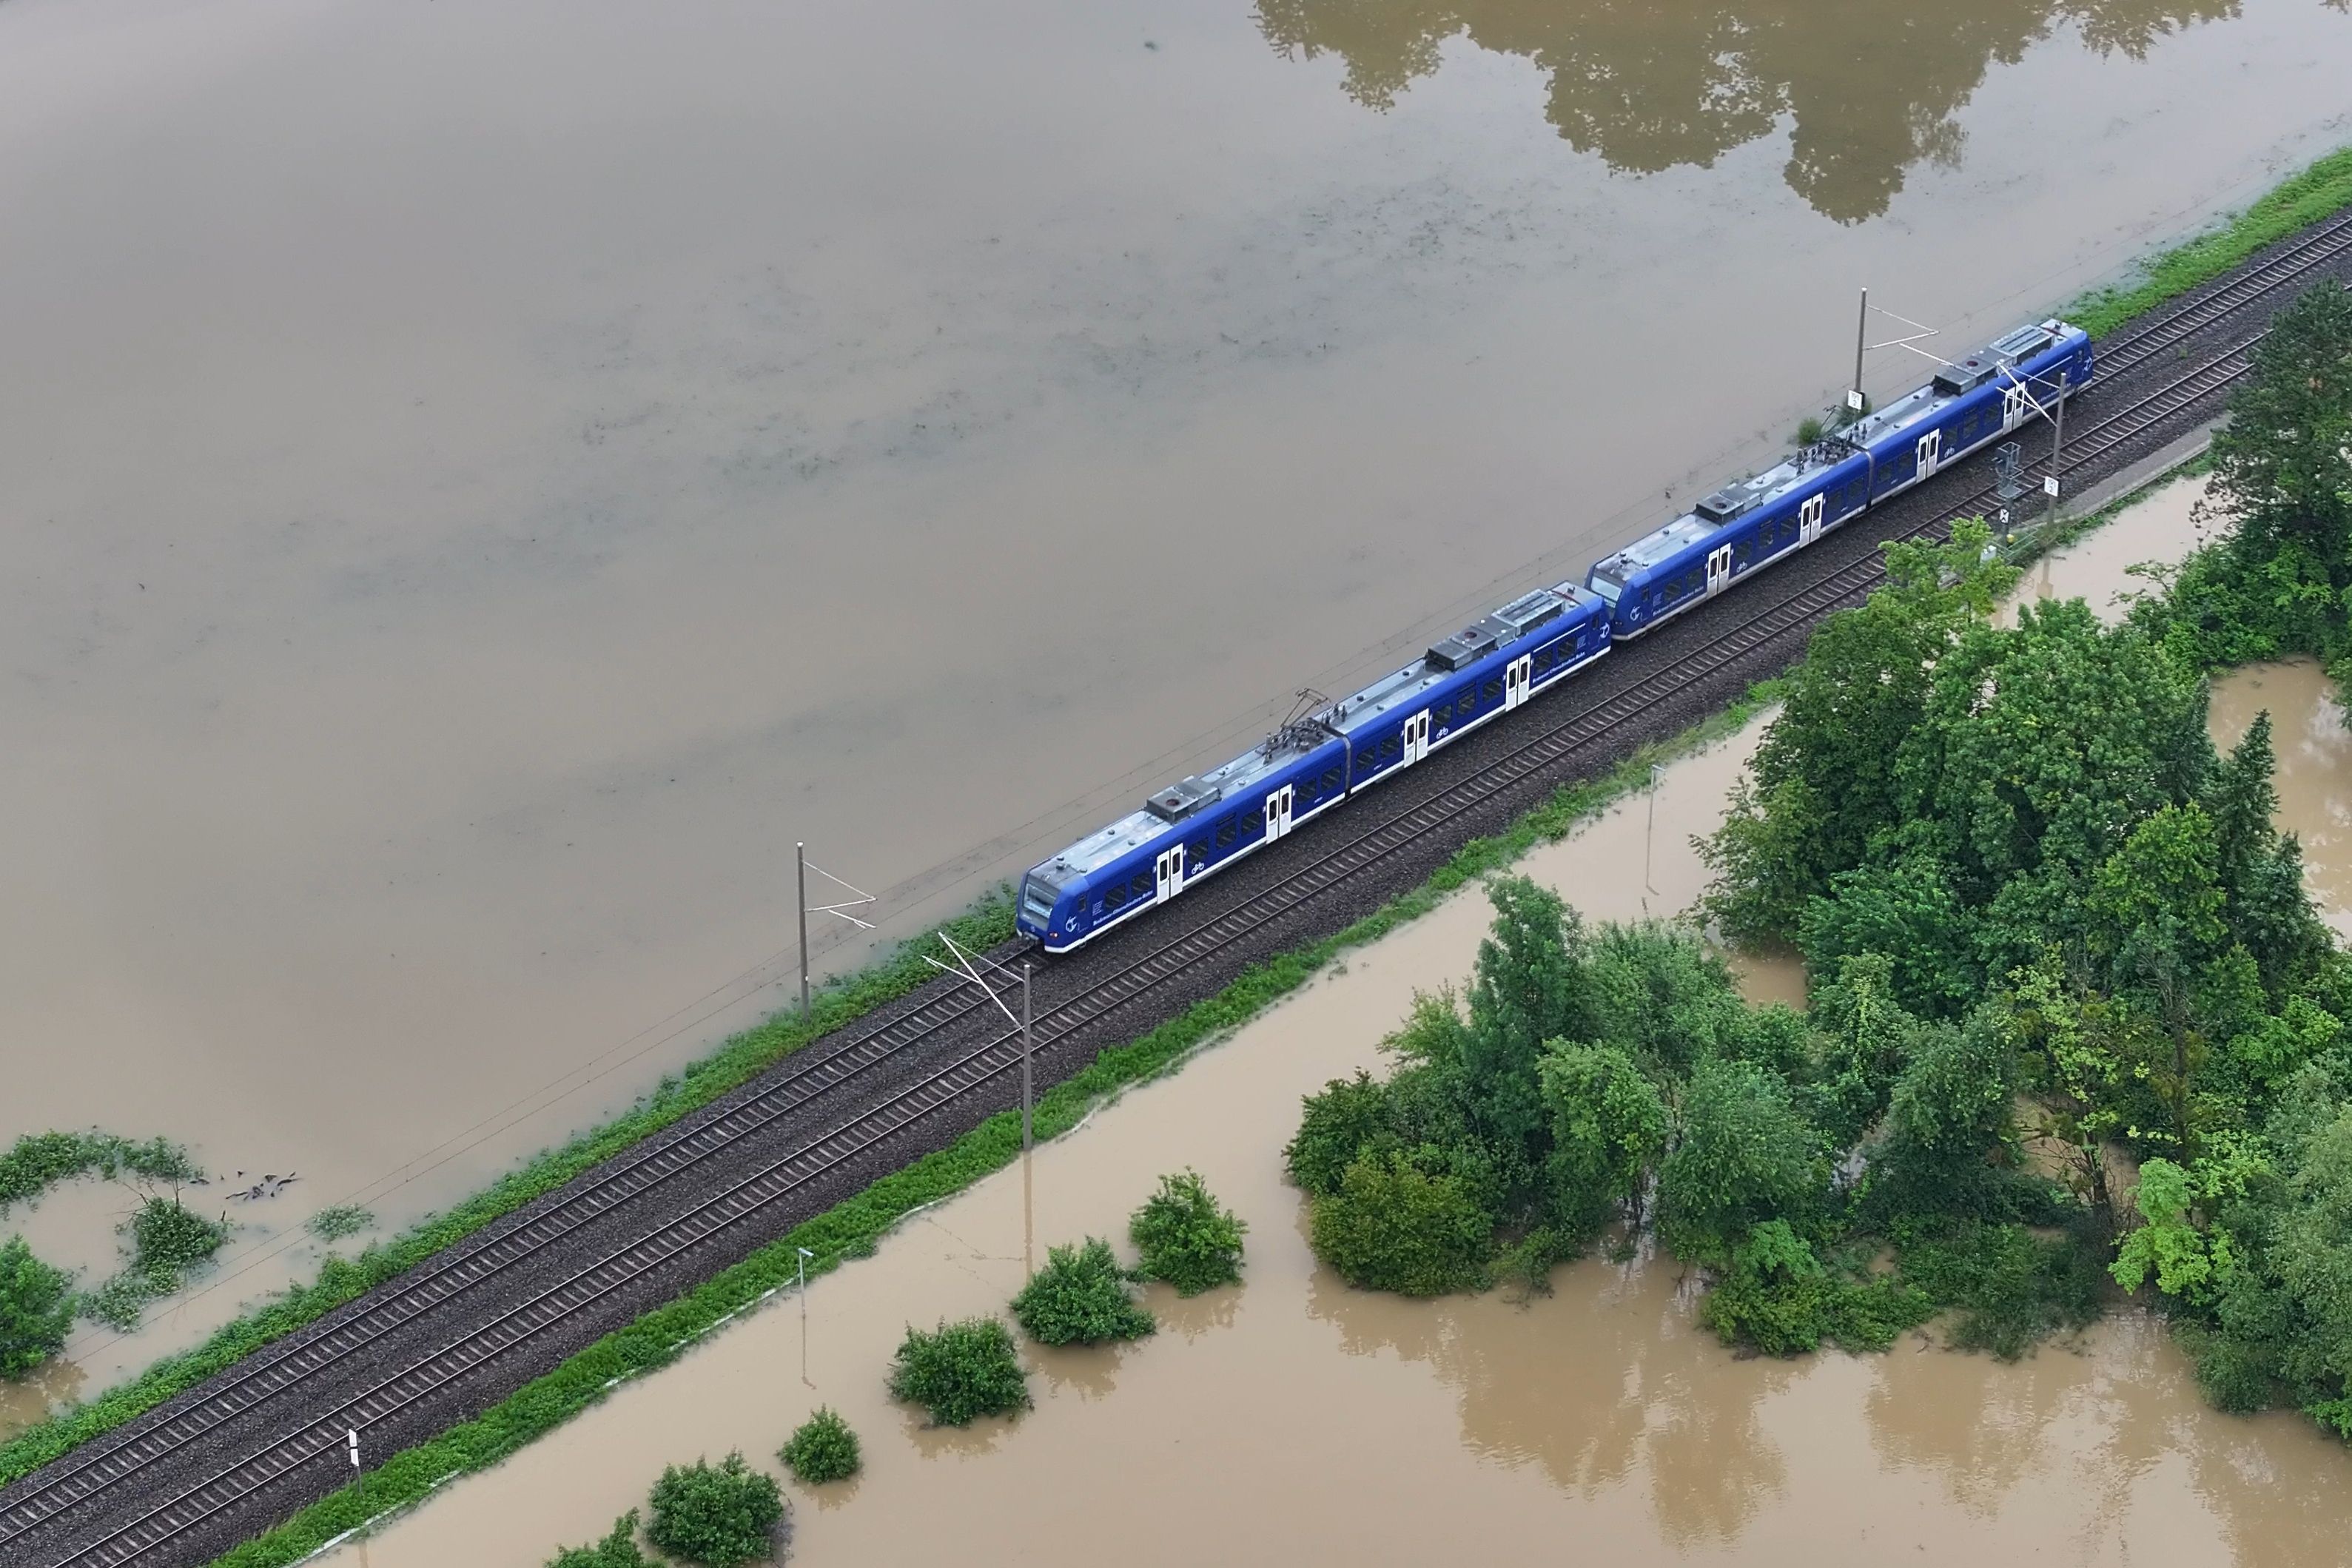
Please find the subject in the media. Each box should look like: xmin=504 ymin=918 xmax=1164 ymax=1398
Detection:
xmin=324 ymin=511 xmax=2352 ymax=1564
xmin=7 ymin=0 xmax=2352 ymax=1396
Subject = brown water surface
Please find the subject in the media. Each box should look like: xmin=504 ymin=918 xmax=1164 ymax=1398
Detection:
xmin=7 ymin=0 xmax=2352 ymax=1400
xmin=324 ymin=700 xmax=2352 ymax=1568
xmin=2211 ymin=659 xmax=2352 ymax=937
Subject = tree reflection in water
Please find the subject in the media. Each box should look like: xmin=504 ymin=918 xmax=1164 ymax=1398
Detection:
xmin=1255 ymin=0 xmax=2258 ymax=222
xmin=1302 ymin=1241 xmax=1798 ymax=1545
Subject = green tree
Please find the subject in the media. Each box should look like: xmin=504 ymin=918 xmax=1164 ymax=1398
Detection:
xmin=887 ymin=1317 xmax=1030 ymax=1427
xmin=1536 ymin=1041 xmax=1665 ymax=1234
xmin=1804 ymin=952 xmax=1923 ymax=1147
xmin=1869 ymin=1009 xmax=2017 ymax=1217
xmin=1704 ymin=519 xmax=2015 ymax=943
xmin=1658 ymin=1057 xmax=1829 ymax=1262
xmin=548 ymin=1512 xmax=653 ymax=1568
xmin=779 ymin=1408 xmax=861 ymax=1486
xmin=1285 ymin=1070 xmax=1394 ymax=1197
xmin=646 ymin=1453 xmax=784 ymax=1568
xmin=0 ymin=1236 xmax=73 ymax=1379
xmin=1128 ymin=1169 xmax=1246 ymax=1295
xmin=1462 ymin=876 xmax=1590 ymax=1160
xmin=2205 ymin=279 xmax=2352 ymax=575
xmin=1308 ymin=1151 xmax=1493 ymax=1296
xmin=1010 ymin=1238 xmax=1155 ymax=1345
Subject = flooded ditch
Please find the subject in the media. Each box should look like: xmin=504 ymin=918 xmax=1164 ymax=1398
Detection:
xmin=8 ymin=0 xmax=2352 ymax=1411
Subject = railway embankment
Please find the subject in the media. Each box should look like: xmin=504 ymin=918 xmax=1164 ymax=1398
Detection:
xmin=4 ymin=144 xmax=2352 ymax=1568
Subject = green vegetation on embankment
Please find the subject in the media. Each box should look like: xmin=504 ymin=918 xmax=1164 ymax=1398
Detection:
xmin=21 ymin=136 xmax=2349 ymax=1562
xmin=1295 ymin=280 xmax=2352 ymax=1439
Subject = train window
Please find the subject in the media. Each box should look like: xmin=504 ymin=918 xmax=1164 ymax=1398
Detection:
xmin=1533 ymin=647 xmax=1555 ymax=673
xmin=1106 ymin=881 xmax=1129 ymax=909
xmin=1322 ymin=766 xmax=1343 ymax=794
xmin=1216 ymin=818 xmax=1237 ymax=848
xmin=1380 ymin=736 xmax=1400 ymax=760
xmin=1459 ymin=689 xmax=1477 ymax=713
xmin=1132 ymin=870 xmax=1152 ymax=898
xmin=1483 ymin=677 xmax=1503 ymax=701
xmin=1190 ymin=841 xmax=1208 ymax=867
xmin=1435 ymin=702 xmax=1453 ymax=725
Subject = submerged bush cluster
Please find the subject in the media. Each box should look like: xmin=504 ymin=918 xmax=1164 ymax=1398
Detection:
xmin=1293 ymin=289 xmax=2352 ymax=1445
xmin=1011 ymin=1238 xmax=1155 ymax=1346
xmin=888 ymin=1316 xmax=1031 ymax=1427
xmin=779 ymin=1407 xmax=861 ymax=1486
xmin=1127 ymin=1169 xmax=1246 ymax=1296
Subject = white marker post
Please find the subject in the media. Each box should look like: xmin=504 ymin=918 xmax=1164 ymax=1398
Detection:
xmin=346 ymin=1427 xmax=362 ymax=1512
xmin=796 ymin=1246 xmax=816 ymax=1386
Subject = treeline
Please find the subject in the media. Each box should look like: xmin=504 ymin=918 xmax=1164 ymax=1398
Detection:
xmin=1290 ymin=280 xmax=2352 ymax=1436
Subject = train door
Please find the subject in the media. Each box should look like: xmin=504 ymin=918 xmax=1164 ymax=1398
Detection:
xmin=1503 ymin=655 xmax=1533 ymax=711
xmin=1402 ymin=710 xmax=1431 ymax=764
xmin=1916 ymin=428 xmax=1941 ymax=480
xmin=1704 ymin=543 xmax=1733 ymax=597
xmin=2004 ymin=384 xmax=2029 ymax=431
xmin=1798 ymin=494 xmax=1825 ymax=548
xmin=1154 ymin=844 xmax=1185 ymax=904
xmin=1263 ymin=784 xmax=1294 ymax=842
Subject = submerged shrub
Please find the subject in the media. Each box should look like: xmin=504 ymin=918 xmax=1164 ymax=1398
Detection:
xmin=0 ymin=1237 xmax=74 ymax=1380
xmin=1703 ymin=1222 xmax=1932 ymax=1356
xmin=887 ymin=1316 xmax=1030 ymax=1427
xmin=646 ymin=1452 xmax=784 ymax=1567
xmin=130 ymin=1198 xmax=227 ymax=1276
xmin=1129 ymin=1169 xmax=1247 ymax=1295
xmin=1308 ymin=1151 xmax=1492 ymax=1296
xmin=1010 ymin=1238 xmax=1154 ymax=1346
xmin=779 ymin=1406 xmax=861 ymax=1485
xmin=547 ymin=1510 xmax=653 ymax=1568
xmin=306 ymin=1205 xmax=374 ymax=1243
xmin=1895 ymin=1218 xmax=2104 ymax=1359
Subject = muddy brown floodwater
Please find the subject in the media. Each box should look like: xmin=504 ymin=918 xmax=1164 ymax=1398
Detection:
xmin=7 ymin=0 xmax=2352 ymax=1401
xmin=326 ymin=589 xmax=2352 ymax=1565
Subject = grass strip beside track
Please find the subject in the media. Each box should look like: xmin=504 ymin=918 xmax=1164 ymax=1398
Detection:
xmin=205 ymin=690 xmax=1784 ymax=1568
xmin=9 ymin=131 xmax=2349 ymax=1521
xmin=0 ymin=897 xmax=1014 ymax=1490
xmin=2069 ymin=145 xmax=2352 ymax=337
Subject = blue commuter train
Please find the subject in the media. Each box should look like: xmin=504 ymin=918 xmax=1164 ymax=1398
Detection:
xmin=1018 ymin=315 xmax=2092 ymax=953
xmin=1586 ymin=318 xmax=2091 ymax=636
xmin=1016 ymin=582 xmax=1612 ymax=953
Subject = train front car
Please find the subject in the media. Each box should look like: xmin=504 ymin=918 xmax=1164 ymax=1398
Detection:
xmin=1587 ymin=316 xmax=2090 ymax=641
xmin=1015 ymin=721 xmax=1349 ymax=955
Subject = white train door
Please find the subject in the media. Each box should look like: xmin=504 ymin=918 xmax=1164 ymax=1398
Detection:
xmin=2004 ymin=384 xmax=2029 ymax=430
xmin=1704 ymin=543 xmax=1733 ymax=597
xmin=1916 ymin=428 xmax=1941 ymax=480
xmin=1503 ymin=655 xmax=1533 ymax=711
xmin=1263 ymin=784 xmax=1294 ymax=842
xmin=1798 ymin=493 xmax=1825 ymax=548
xmin=1155 ymin=844 xmax=1185 ymax=903
xmin=1402 ymin=710 xmax=1431 ymax=764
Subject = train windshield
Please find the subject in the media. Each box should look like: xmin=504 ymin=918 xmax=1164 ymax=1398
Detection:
xmin=1020 ymin=869 xmax=1065 ymax=927
xmin=1587 ymin=570 xmax=1622 ymax=607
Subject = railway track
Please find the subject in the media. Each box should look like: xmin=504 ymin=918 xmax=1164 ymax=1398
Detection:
xmin=3 ymin=218 xmax=2340 ymax=1568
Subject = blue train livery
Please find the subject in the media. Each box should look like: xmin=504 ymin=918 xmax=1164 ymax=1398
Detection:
xmin=1016 ymin=582 xmax=1611 ymax=952
xmin=1016 ymin=313 xmax=2092 ymax=953
xmin=1585 ymin=318 xmax=2091 ymax=638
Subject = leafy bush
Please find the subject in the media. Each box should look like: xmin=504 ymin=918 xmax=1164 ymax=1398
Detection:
xmin=1010 ymin=1238 xmax=1154 ymax=1345
xmin=779 ymin=1407 xmax=861 ymax=1485
xmin=132 ymin=1197 xmax=226 ymax=1274
xmin=1286 ymin=1072 xmax=1394 ymax=1197
xmin=0 ymin=1237 xmax=75 ymax=1379
xmin=0 ymin=1131 xmax=198 ymax=1213
xmin=1896 ymin=1218 xmax=2104 ymax=1359
xmin=1309 ymin=1151 xmax=1493 ymax=1296
xmin=1702 ymin=1222 xmax=1932 ymax=1356
xmin=888 ymin=1317 xmax=1030 ymax=1427
xmin=646 ymin=1453 xmax=784 ymax=1567
xmin=307 ymin=1205 xmax=374 ymax=1243
xmin=547 ymin=1510 xmax=653 ymax=1568
xmin=1128 ymin=1170 xmax=1246 ymax=1295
